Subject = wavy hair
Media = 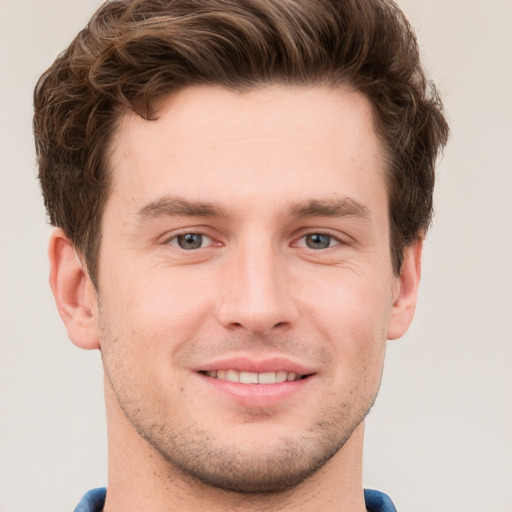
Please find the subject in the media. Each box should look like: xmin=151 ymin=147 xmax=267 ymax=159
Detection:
xmin=34 ymin=0 xmax=449 ymax=285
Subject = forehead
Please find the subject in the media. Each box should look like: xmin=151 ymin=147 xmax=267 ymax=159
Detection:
xmin=108 ymin=85 xmax=386 ymax=216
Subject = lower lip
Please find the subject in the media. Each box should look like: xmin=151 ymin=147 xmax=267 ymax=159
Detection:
xmin=198 ymin=373 xmax=314 ymax=408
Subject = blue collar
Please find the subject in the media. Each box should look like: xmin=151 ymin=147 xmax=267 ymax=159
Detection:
xmin=74 ymin=487 xmax=397 ymax=512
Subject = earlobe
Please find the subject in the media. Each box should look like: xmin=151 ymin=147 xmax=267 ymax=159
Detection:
xmin=387 ymin=239 xmax=423 ymax=340
xmin=48 ymin=228 xmax=100 ymax=350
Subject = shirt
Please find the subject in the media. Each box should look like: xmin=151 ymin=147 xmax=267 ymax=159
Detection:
xmin=74 ymin=487 xmax=398 ymax=511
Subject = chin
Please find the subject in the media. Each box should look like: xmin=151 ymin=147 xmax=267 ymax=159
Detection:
xmin=140 ymin=406 xmax=367 ymax=495
xmin=160 ymin=435 xmax=343 ymax=494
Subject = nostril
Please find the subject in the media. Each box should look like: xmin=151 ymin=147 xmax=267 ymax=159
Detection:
xmin=216 ymin=290 xmax=299 ymax=335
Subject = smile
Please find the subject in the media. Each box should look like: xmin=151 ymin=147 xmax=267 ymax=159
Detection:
xmin=202 ymin=369 xmax=306 ymax=384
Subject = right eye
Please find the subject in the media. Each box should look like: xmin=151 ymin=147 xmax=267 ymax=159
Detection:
xmin=295 ymin=232 xmax=342 ymax=250
xmin=168 ymin=233 xmax=213 ymax=250
xmin=302 ymin=233 xmax=338 ymax=249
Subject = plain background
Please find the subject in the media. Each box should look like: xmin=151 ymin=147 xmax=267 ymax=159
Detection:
xmin=0 ymin=1 xmax=510 ymax=511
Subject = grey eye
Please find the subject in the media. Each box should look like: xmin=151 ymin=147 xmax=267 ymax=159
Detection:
xmin=304 ymin=233 xmax=333 ymax=249
xmin=176 ymin=233 xmax=204 ymax=250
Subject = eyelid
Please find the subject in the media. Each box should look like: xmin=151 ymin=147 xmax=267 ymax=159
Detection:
xmin=292 ymin=229 xmax=350 ymax=248
xmin=168 ymin=233 xmax=214 ymax=249
xmin=161 ymin=228 xmax=220 ymax=249
xmin=159 ymin=227 xmax=350 ymax=250
xmin=295 ymin=235 xmax=339 ymax=249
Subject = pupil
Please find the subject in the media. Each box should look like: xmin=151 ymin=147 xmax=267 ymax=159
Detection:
xmin=306 ymin=234 xmax=330 ymax=249
xmin=178 ymin=233 xmax=203 ymax=249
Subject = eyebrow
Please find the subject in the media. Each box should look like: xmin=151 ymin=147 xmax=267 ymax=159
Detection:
xmin=137 ymin=196 xmax=230 ymax=220
xmin=136 ymin=195 xmax=371 ymax=222
xmin=288 ymin=198 xmax=371 ymax=221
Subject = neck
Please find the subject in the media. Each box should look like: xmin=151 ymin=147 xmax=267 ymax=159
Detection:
xmin=103 ymin=382 xmax=367 ymax=512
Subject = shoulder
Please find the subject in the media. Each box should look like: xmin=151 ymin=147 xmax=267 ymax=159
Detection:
xmin=73 ymin=487 xmax=107 ymax=512
xmin=364 ymin=489 xmax=398 ymax=512
xmin=73 ymin=487 xmax=396 ymax=511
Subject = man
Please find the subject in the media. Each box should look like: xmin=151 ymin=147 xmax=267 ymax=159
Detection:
xmin=33 ymin=0 xmax=448 ymax=510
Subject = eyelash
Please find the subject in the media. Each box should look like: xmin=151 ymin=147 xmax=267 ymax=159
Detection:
xmin=294 ymin=232 xmax=343 ymax=250
xmin=165 ymin=230 xmax=346 ymax=251
xmin=166 ymin=232 xmax=216 ymax=250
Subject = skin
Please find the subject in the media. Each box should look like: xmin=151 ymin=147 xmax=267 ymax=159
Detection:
xmin=49 ymin=85 xmax=422 ymax=512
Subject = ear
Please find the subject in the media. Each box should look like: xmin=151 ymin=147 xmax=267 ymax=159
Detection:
xmin=48 ymin=228 xmax=100 ymax=350
xmin=387 ymin=239 xmax=423 ymax=340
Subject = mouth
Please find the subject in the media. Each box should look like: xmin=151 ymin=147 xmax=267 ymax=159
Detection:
xmin=195 ymin=357 xmax=317 ymax=406
xmin=199 ymin=369 xmax=310 ymax=384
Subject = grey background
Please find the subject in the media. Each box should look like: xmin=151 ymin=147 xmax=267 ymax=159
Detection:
xmin=1 ymin=1 xmax=511 ymax=511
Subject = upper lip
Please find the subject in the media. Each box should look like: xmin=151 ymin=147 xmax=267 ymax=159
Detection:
xmin=195 ymin=355 xmax=317 ymax=376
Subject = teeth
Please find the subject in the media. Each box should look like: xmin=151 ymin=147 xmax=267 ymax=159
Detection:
xmin=205 ymin=369 xmax=303 ymax=384
xmin=258 ymin=371 xmax=277 ymax=384
xmin=240 ymin=371 xmax=259 ymax=384
xmin=225 ymin=369 xmax=239 ymax=383
xmin=276 ymin=370 xmax=288 ymax=383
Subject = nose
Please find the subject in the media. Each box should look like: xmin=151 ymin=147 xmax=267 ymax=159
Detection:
xmin=216 ymin=241 xmax=299 ymax=336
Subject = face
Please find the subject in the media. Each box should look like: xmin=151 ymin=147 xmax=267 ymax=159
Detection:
xmin=94 ymin=85 xmax=405 ymax=492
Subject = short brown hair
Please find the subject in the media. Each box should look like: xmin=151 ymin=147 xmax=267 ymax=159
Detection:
xmin=34 ymin=0 xmax=448 ymax=285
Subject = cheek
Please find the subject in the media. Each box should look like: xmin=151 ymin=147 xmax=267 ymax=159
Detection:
xmin=97 ymin=263 xmax=218 ymax=364
xmin=303 ymin=270 xmax=390 ymax=381
xmin=102 ymin=258 xmax=206 ymax=316
xmin=307 ymin=268 xmax=393 ymax=334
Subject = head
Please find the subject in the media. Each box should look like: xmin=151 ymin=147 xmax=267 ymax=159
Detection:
xmin=34 ymin=0 xmax=448 ymax=287
xmin=35 ymin=0 xmax=448 ymax=500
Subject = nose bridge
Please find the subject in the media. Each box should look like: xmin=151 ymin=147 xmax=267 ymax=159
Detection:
xmin=217 ymin=233 xmax=297 ymax=334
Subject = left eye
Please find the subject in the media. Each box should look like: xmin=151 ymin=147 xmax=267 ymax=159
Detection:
xmin=169 ymin=233 xmax=212 ymax=250
xmin=299 ymin=233 xmax=339 ymax=250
